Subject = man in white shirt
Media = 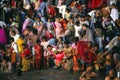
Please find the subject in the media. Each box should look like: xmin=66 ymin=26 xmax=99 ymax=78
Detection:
xmin=110 ymin=3 xmax=119 ymax=21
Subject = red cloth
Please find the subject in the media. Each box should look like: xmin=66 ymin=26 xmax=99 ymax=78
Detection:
xmin=34 ymin=44 xmax=43 ymax=69
xmin=91 ymin=0 xmax=102 ymax=9
xmin=45 ymin=31 xmax=54 ymax=40
xmin=60 ymin=19 xmax=67 ymax=30
xmin=76 ymin=41 xmax=97 ymax=63
xmin=20 ymin=48 xmax=31 ymax=59
xmin=76 ymin=41 xmax=88 ymax=60
xmin=11 ymin=0 xmax=16 ymax=8
xmin=47 ymin=5 xmax=56 ymax=17
xmin=34 ymin=44 xmax=42 ymax=60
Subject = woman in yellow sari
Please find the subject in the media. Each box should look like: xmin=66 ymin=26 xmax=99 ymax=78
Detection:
xmin=20 ymin=44 xmax=31 ymax=71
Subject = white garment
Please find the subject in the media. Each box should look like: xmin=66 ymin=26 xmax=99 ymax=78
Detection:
xmin=110 ymin=8 xmax=119 ymax=21
xmin=23 ymin=0 xmax=31 ymax=10
xmin=12 ymin=34 xmax=20 ymax=42
xmin=41 ymin=42 xmax=49 ymax=56
xmin=0 ymin=21 xmax=6 ymax=28
xmin=58 ymin=5 xmax=67 ymax=18
xmin=80 ymin=21 xmax=89 ymax=28
xmin=105 ymin=36 xmax=119 ymax=51
xmin=11 ymin=42 xmax=18 ymax=53
xmin=74 ymin=25 xmax=81 ymax=37
xmin=110 ymin=0 xmax=116 ymax=5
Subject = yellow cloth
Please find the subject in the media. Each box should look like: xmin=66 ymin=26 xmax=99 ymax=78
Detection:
xmin=16 ymin=38 xmax=24 ymax=53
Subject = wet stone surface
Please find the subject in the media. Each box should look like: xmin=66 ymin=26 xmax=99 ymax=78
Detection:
xmin=0 ymin=69 xmax=105 ymax=80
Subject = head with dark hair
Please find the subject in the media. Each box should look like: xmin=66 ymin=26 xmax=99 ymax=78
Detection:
xmin=11 ymin=30 xmax=16 ymax=36
xmin=82 ymin=24 xmax=88 ymax=30
xmin=36 ymin=39 xmax=40 ymax=44
xmin=32 ymin=28 xmax=38 ymax=35
xmin=74 ymin=37 xmax=79 ymax=42
xmin=41 ymin=36 xmax=47 ymax=41
xmin=9 ymin=37 xmax=15 ymax=43
xmin=75 ymin=21 xmax=80 ymax=26
xmin=47 ymin=44 xmax=53 ymax=51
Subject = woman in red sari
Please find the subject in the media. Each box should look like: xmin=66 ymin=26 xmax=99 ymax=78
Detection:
xmin=33 ymin=40 xmax=44 ymax=69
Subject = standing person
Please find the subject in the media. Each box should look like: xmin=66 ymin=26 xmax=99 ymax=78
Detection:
xmin=20 ymin=44 xmax=31 ymax=71
xmin=54 ymin=17 xmax=64 ymax=39
xmin=9 ymin=37 xmax=18 ymax=72
xmin=81 ymin=24 xmax=94 ymax=44
xmin=33 ymin=40 xmax=44 ymax=70
xmin=72 ymin=37 xmax=79 ymax=72
xmin=41 ymin=36 xmax=49 ymax=68
xmin=110 ymin=3 xmax=119 ymax=22
xmin=74 ymin=21 xmax=81 ymax=39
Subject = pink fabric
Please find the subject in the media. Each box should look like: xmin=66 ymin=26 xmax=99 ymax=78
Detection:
xmin=71 ymin=43 xmax=76 ymax=49
xmin=58 ymin=0 xmax=64 ymax=6
xmin=54 ymin=51 xmax=64 ymax=63
xmin=0 ymin=28 xmax=7 ymax=44
xmin=54 ymin=22 xmax=63 ymax=35
xmin=22 ymin=18 xmax=30 ymax=32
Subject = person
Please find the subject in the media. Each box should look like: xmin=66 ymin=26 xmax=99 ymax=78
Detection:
xmin=79 ymin=65 xmax=98 ymax=80
xmin=105 ymin=69 xmax=119 ymax=80
xmin=33 ymin=39 xmax=44 ymax=69
xmin=74 ymin=21 xmax=81 ymax=39
xmin=110 ymin=3 xmax=119 ymax=21
xmin=57 ymin=37 xmax=64 ymax=51
xmin=41 ymin=36 xmax=49 ymax=68
xmin=9 ymin=37 xmax=18 ymax=72
xmin=46 ymin=45 xmax=55 ymax=68
xmin=20 ymin=44 xmax=31 ymax=71
xmin=72 ymin=37 xmax=79 ymax=72
xmin=54 ymin=16 xmax=64 ymax=38
xmin=81 ymin=24 xmax=94 ymax=44
xmin=105 ymin=33 xmax=120 ymax=53
xmin=63 ymin=42 xmax=73 ymax=71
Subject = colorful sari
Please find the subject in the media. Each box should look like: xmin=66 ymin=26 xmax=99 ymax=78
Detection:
xmin=72 ymin=43 xmax=79 ymax=71
xmin=34 ymin=44 xmax=43 ymax=69
xmin=20 ymin=48 xmax=31 ymax=71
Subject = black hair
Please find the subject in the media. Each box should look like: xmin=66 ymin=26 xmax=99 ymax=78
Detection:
xmin=41 ymin=36 xmax=47 ymax=41
xmin=74 ymin=37 xmax=79 ymax=42
xmin=82 ymin=24 xmax=88 ymax=28
xmin=11 ymin=30 xmax=16 ymax=34
xmin=32 ymin=28 xmax=38 ymax=35
xmin=75 ymin=21 xmax=80 ymax=26
xmin=47 ymin=45 xmax=52 ymax=48
xmin=36 ymin=39 xmax=40 ymax=44
xmin=9 ymin=37 xmax=14 ymax=42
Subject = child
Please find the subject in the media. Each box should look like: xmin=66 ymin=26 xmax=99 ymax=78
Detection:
xmin=1 ymin=50 xmax=8 ymax=73
xmin=6 ymin=48 xmax=12 ymax=73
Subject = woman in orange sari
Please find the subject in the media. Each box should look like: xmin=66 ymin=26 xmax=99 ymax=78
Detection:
xmin=71 ymin=37 xmax=79 ymax=72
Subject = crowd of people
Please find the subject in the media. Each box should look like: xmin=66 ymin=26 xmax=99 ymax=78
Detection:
xmin=0 ymin=0 xmax=120 ymax=80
